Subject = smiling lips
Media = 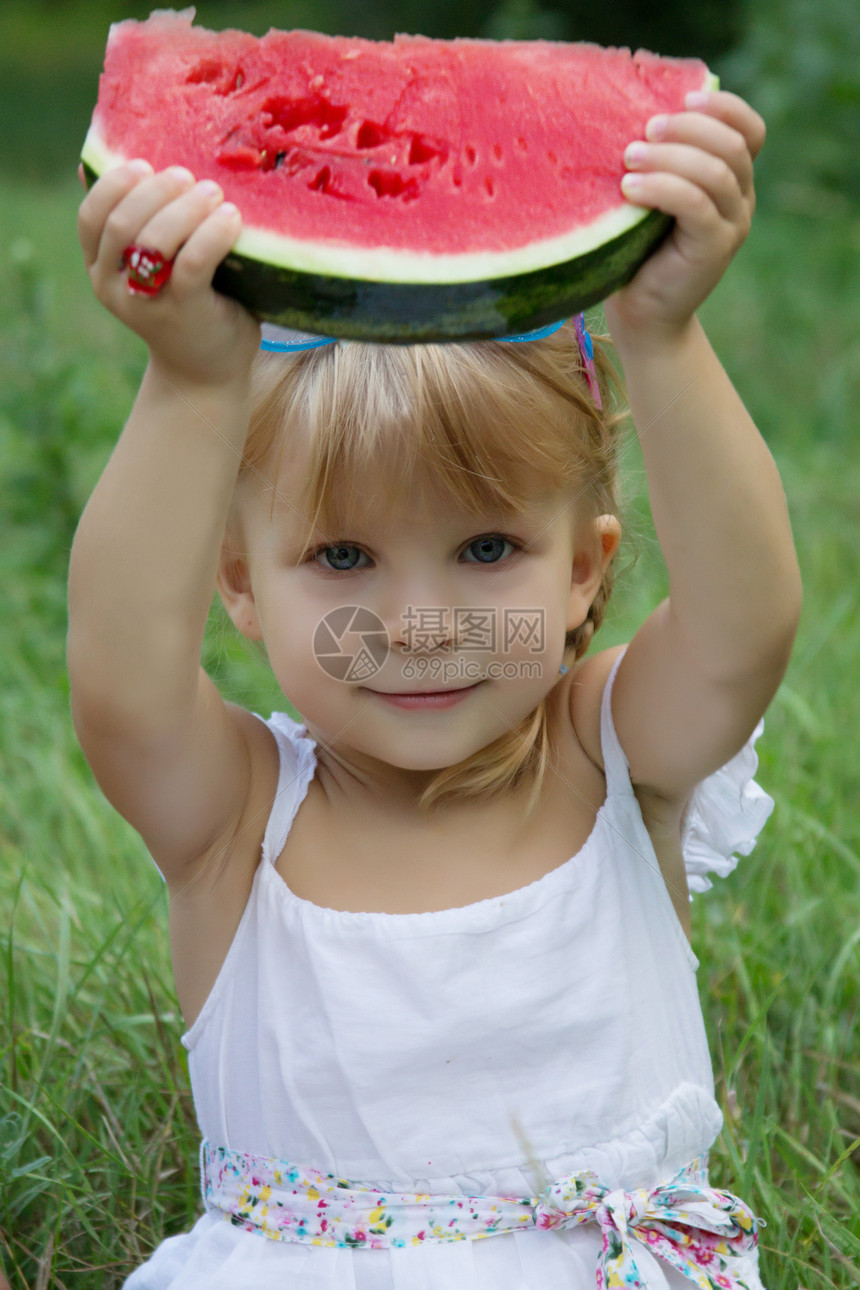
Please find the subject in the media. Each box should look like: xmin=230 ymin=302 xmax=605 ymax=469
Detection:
xmin=364 ymin=681 xmax=484 ymax=709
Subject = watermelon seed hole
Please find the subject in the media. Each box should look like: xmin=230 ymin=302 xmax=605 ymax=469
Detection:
xmin=259 ymin=148 xmax=296 ymax=173
xmin=547 ymin=151 xmax=558 ymax=165
xmin=515 ymin=137 xmax=527 ymax=152
xmin=357 ymin=123 xmax=447 ymax=169
xmin=357 ymin=121 xmax=388 ymax=149
xmin=492 ymin=144 xmax=503 ymax=163
xmin=262 ymin=96 xmax=349 ymax=141
xmin=185 ymin=59 xmax=245 ymax=95
xmin=465 ymin=146 xmax=477 ymax=166
xmin=409 ymin=136 xmax=441 ymax=165
xmin=484 ymin=177 xmax=495 ymax=198
xmin=368 ymin=170 xmax=420 ymax=201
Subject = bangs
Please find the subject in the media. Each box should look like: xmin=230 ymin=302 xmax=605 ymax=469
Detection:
xmin=244 ymin=323 xmax=609 ymax=552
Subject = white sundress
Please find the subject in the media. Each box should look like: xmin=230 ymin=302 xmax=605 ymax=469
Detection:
xmin=124 ymin=655 xmax=774 ymax=1289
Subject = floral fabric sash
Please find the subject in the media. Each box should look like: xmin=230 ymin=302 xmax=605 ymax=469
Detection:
xmin=200 ymin=1139 xmax=762 ymax=1289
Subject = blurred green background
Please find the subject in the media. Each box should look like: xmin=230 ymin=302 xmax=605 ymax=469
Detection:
xmin=1 ymin=0 xmax=859 ymax=1287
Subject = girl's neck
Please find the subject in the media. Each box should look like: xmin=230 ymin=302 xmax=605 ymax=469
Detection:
xmin=302 ymin=724 xmax=453 ymax=810
xmin=302 ymin=719 xmax=537 ymax=824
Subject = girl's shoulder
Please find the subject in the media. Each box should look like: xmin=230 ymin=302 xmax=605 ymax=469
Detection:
xmin=565 ymin=644 xmax=628 ymax=775
xmin=566 ymin=643 xmax=775 ymax=906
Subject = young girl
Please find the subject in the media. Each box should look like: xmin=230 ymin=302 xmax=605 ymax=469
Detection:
xmin=71 ymin=89 xmax=799 ymax=1289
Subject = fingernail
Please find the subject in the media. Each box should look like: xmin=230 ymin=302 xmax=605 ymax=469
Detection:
xmin=645 ymin=115 xmax=667 ymax=141
xmin=167 ymin=166 xmax=195 ymax=185
xmin=216 ymin=202 xmax=240 ymax=219
xmin=621 ymin=172 xmax=643 ymax=192
xmin=197 ymin=179 xmax=223 ymax=198
xmin=625 ymin=142 xmax=646 ymax=166
xmin=685 ymin=91 xmax=710 ymax=109
xmin=128 ymin=159 xmax=153 ymax=176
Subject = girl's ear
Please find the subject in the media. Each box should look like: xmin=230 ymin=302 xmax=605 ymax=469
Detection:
xmin=216 ymin=530 xmax=263 ymax=642
xmin=567 ymin=514 xmax=622 ymax=632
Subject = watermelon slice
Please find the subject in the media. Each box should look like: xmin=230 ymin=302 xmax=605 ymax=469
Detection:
xmin=81 ymin=9 xmax=717 ymax=342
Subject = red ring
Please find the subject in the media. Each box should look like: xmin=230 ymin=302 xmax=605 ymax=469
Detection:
xmin=119 ymin=244 xmax=174 ymax=296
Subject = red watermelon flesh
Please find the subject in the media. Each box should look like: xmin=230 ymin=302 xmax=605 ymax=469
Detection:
xmin=84 ymin=10 xmax=713 ymax=275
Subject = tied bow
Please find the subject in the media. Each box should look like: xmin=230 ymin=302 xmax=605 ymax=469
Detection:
xmin=533 ymin=1172 xmax=761 ymax=1290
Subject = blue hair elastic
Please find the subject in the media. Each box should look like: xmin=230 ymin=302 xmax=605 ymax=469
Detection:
xmin=259 ymin=318 xmax=567 ymax=353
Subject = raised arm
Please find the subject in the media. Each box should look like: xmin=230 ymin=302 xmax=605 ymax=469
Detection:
xmin=68 ymin=163 xmax=275 ymax=886
xmin=585 ymin=93 xmax=802 ymax=798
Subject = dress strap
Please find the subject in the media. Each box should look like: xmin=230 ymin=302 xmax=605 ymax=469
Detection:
xmin=256 ymin=712 xmax=317 ymax=867
xmin=200 ymin=1139 xmax=761 ymax=1287
xmin=599 ymin=648 xmax=633 ymax=798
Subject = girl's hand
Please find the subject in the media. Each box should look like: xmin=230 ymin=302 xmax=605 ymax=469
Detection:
xmin=605 ymin=90 xmax=766 ymax=346
xmin=78 ymin=161 xmax=260 ymax=389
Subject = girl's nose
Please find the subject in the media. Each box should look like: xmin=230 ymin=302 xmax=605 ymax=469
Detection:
xmin=378 ymin=574 xmax=457 ymax=653
xmin=394 ymin=605 xmax=454 ymax=654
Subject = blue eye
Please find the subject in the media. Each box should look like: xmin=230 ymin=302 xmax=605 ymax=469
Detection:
xmin=316 ymin=544 xmax=368 ymax=571
xmin=462 ymin=535 xmax=515 ymax=564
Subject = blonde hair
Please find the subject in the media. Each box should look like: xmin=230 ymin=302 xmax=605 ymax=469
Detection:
xmin=238 ymin=321 xmax=626 ymax=815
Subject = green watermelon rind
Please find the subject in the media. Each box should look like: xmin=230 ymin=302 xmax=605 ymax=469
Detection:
xmin=209 ymin=207 xmax=673 ymax=341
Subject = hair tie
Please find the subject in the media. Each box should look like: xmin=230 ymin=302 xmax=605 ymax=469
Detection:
xmin=571 ymin=315 xmax=603 ymax=410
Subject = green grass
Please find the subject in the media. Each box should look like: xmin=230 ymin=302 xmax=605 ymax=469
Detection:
xmin=1 ymin=176 xmax=859 ymax=1288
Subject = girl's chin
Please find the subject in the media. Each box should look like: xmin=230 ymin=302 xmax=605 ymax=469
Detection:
xmin=353 ymin=740 xmax=485 ymax=774
xmin=297 ymin=686 xmax=548 ymax=773
xmin=316 ymin=729 xmax=494 ymax=775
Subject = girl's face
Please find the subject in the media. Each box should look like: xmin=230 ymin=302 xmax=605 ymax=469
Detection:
xmin=220 ymin=449 xmax=617 ymax=792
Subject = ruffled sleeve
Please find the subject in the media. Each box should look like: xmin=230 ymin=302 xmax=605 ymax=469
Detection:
xmin=681 ymin=720 xmax=775 ymax=894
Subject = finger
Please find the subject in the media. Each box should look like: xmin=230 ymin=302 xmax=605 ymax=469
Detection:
xmin=620 ymin=171 xmax=739 ymax=256
xmin=168 ymin=202 xmax=243 ymax=299
xmin=641 ymin=112 xmax=755 ymax=202
xmin=681 ymin=89 xmax=766 ymax=162
xmin=78 ymin=160 xmax=153 ymax=267
xmin=132 ymin=179 xmax=227 ymax=264
xmin=93 ymin=167 xmax=198 ymax=279
xmin=624 ymin=140 xmax=748 ymax=224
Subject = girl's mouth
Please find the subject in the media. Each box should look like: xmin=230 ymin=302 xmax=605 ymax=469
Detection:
xmin=363 ymin=681 xmax=484 ymax=710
